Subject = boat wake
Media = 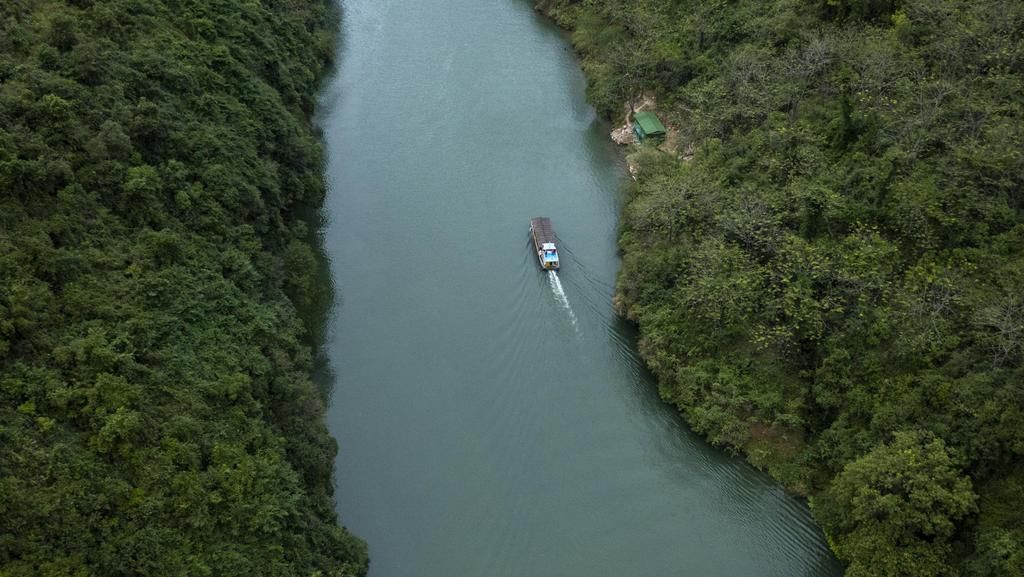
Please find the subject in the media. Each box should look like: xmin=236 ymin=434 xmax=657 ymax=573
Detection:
xmin=548 ymin=270 xmax=578 ymax=329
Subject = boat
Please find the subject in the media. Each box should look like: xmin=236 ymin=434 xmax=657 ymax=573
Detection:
xmin=529 ymin=217 xmax=560 ymax=270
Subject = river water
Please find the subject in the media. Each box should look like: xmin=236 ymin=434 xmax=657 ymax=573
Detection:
xmin=318 ymin=1 xmax=843 ymax=575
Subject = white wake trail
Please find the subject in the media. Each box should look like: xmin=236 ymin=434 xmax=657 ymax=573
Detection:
xmin=548 ymin=270 xmax=578 ymax=329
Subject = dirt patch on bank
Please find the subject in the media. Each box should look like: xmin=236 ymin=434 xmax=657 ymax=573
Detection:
xmin=609 ymin=94 xmax=684 ymax=159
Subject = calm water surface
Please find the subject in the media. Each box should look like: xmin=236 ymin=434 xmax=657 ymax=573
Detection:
xmin=318 ymin=1 xmax=843 ymax=575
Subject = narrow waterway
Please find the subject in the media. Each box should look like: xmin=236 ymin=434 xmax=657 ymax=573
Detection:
xmin=318 ymin=1 xmax=843 ymax=575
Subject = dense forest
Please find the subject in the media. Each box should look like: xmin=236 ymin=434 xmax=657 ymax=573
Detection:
xmin=536 ymin=0 xmax=1023 ymax=575
xmin=0 ymin=0 xmax=367 ymax=575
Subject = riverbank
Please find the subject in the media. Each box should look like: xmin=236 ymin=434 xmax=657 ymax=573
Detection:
xmin=534 ymin=1 xmax=1024 ymax=575
xmin=0 ymin=1 xmax=366 ymax=574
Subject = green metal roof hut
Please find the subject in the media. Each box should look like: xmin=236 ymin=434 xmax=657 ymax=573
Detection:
xmin=632 ymin=111 xmax=667 ymax=143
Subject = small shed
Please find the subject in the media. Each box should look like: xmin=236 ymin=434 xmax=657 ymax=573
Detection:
xmin=632 ymin=111 xmax=667 ymax=143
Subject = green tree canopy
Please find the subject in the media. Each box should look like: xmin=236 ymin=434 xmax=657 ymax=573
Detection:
xmin=813 ymin=431 xmax=977 ymax=577
xmin=0 ymin=0 xmax=366 ymax=575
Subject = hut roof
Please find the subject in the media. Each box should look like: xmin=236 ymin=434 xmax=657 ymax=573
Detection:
xmin=634 ymin=111 xmax=667 ymax=136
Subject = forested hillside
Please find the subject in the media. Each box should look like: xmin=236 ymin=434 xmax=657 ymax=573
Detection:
xmin=0 ymin=0 xmax=367 ymax=575
xmin=537 ymin=1 xmax=1023 ymax=575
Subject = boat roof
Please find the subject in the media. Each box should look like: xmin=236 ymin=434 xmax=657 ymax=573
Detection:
xmin=542 ymin=243 xmax=557 ymax=250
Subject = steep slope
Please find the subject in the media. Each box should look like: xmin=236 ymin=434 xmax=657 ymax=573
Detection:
xmin=537 ymin=1 xmax=1024 ymax=575
xmin=0 ymin=1 xmax=367 ymax=575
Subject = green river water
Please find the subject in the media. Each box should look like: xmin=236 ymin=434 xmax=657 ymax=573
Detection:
xmin=318 ymin=1 xmax=844 ymax=575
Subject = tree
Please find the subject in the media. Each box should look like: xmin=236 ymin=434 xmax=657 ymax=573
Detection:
xmin=812 ymin=431 xmax=977 ymax=577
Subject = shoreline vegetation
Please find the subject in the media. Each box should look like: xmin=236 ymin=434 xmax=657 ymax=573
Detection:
xmin=0 ymin=0 xmax=367 ymax=575
xmin=535 ymin=1 xmax=1023 ymax=575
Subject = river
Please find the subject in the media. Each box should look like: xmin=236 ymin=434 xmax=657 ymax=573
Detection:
xmin=317 ymin=0 xmax=843 ymax=576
